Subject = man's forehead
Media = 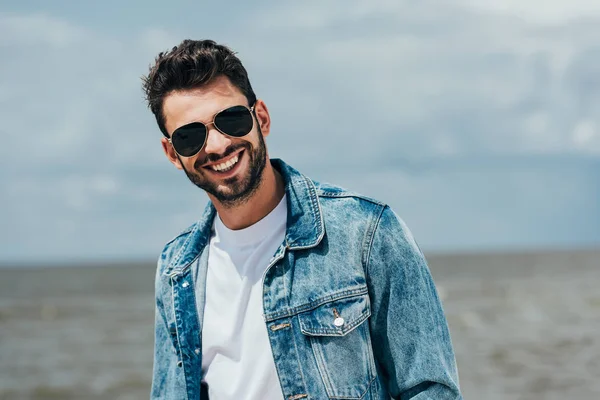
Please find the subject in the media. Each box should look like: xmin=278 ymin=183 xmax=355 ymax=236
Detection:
xmin=187 ymin=76 xmax=239 ymax=98
xmin=165 ymin=77 xmax=243 ymax=109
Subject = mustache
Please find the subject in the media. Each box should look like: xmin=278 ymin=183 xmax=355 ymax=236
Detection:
xmin=194 ymin=143 xmax=249 ymax=169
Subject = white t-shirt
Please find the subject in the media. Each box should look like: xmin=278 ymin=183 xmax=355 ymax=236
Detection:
xmin=201 ymin=195 xmax=287 ymax=400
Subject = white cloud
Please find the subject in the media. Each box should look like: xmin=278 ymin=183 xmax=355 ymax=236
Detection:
xmin=89 ymin=175 xmax=119 ymax=195
xmin=0 ymin=12 xmax=88 ymax=47
xmin=572 ymin=120 xmax=599 ymax=153
xmin=523 ymin=111 xmax=550 ymax=138
xmin=456 ymin=0 xmax=600 ymax=25
xmin=137 ymin=28 xmax=181 ymax=56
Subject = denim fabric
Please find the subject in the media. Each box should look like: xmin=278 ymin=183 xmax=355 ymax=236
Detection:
xmin=151 ymin=159 xmax=462 ymax=400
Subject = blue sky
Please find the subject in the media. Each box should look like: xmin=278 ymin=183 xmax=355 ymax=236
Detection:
xmin=1 ymin=1 xmax=599 ymax=264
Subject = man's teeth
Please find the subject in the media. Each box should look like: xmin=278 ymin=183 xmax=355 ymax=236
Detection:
xmin=211 ymin=155 xmax=239 ymax=172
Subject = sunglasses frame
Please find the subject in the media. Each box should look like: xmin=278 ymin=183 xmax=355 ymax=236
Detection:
xmin=168 ymin=103 xmax=256 ymax=158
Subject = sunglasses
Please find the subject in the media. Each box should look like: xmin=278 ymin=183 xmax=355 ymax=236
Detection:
xmin=168 ymin=104 xmax=256 ymax=157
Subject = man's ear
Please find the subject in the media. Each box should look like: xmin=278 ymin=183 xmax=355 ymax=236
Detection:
xmin=254 ymin=99 xmax=271 ymax=138
xmin=161 ymin=137 xmax=183 ymax=170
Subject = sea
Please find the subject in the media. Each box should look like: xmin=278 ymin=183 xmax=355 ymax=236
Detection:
xmin=1 ymin=248 xmax=598 ymax=399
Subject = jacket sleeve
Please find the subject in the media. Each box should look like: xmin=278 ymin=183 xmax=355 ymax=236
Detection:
xmin=150 ymin=261 xmax=187 ymax=399
xmin=365 ymin=206 xmax=462 ymax=399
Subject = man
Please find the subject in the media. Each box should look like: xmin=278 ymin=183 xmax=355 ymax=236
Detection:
xmin=143 ymin=39 xmax=462 ymax=400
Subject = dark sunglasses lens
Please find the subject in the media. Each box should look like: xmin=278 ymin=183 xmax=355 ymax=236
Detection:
xmin=214 ymin=106 xmax=254 ymax=137
xmin=171 ymin=122 xmax=207 ymax=157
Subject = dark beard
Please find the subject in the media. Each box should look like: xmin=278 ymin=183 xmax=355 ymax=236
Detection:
xmin=180 ymin=132 xmax=268 ymax=209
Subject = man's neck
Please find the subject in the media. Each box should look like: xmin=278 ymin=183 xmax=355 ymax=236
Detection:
xmin=211 ymin=162 xmax=286 ymax=231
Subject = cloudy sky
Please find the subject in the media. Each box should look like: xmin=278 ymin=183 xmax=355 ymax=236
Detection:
xmin=1 ymin=0 xmax=599 ymax=264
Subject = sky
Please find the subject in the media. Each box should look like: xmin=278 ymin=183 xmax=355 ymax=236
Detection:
xmin=1 ymin=0 xmax=599 ymax=264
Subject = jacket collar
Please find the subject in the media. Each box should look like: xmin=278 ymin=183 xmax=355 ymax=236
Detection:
xmin=168 ymin=158 xmax=324 ymax=274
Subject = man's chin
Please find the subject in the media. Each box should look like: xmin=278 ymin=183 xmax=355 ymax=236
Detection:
xmin=210 ymin=174 xmax=264 ymax=207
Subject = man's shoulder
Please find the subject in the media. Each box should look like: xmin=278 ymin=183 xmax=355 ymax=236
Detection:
xmin=310 ymin=179 xmax=414 ymax=238
xmin=313 ymin=180 xmax=387 ymax=209
xmin=309 ymin=179 xmax=393 ymax=235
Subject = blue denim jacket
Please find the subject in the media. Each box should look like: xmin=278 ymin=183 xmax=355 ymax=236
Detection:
xmin=151 ymin=159 xmax=462 ymax=399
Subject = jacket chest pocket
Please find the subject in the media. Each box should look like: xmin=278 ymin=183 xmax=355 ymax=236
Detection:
xmin=298 ymin=293 xmax=376 ymax=399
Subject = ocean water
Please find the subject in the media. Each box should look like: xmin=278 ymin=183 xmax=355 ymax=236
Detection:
xmin=0 ymin=248 xmax=598 ymax=399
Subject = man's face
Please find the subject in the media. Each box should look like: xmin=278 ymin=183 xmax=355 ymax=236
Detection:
xmin=161 ymin=75 xmax=271 ymax=207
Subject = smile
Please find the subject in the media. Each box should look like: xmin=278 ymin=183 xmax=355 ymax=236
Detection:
xmin=211 ymin=154 xmax=239 ymax=172
xmin=202 ymin=149 xmax=245 ymax=176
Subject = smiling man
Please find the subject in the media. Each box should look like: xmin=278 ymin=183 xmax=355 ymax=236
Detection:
xmin=143 ymin=39 xmax=462 ymax=400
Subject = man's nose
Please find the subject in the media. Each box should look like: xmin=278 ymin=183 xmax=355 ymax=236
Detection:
xmin=203 ymin=124 xmax=232 ymax=156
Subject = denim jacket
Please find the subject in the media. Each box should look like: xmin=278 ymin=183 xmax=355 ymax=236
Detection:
xmin=151 ymin=159 xmax=462 ymax=400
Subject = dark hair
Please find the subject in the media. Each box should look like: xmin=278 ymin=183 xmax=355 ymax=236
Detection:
xmin=142 ymin=39 xmax=257 ymax=137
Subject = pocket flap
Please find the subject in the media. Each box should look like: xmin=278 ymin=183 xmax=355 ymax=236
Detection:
xmin=298 ymin=293 xmax=371 ymax=336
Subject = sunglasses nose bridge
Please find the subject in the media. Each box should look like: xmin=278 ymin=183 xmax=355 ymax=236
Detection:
xmin=203 ymin=121 xmax=232 ymax=154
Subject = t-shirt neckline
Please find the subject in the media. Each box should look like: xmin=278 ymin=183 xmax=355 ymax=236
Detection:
xmin=213 ymin=194 xmax=287 ymax=247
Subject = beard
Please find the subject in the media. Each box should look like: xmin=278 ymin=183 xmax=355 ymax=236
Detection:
xmin=180 ymin=132 xmax=268 ymax=209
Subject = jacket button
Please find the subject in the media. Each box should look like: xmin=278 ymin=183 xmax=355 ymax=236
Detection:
xmin=182 ymin=282 xmax=189 ymax=288
xmin=177 ymin=360 xmax=183 ymax=367
xmin=195 ymin=348 xmax=201 ymax=355
xmin=334 ymin=317 xmax=345 ymax=327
